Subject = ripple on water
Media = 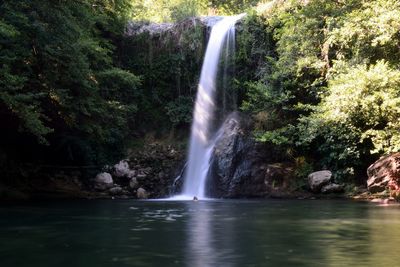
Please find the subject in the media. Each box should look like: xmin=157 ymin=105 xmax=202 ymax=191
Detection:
xmin=130 ymin=227 xmax=152 ymax=231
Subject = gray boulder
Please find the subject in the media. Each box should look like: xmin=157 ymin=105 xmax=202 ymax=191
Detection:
xmin=137 ymin=188 xmax=148 ymax=199
xmin=94 ymin=172 xmax=114 ymax=191
xmin=308 ymin=171 xmax=332 ymax=192
xmin=114 ymin=160 xmax=136 ymax=178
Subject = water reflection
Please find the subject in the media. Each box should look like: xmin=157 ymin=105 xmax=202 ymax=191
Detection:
xmin=186 ymin=202 xmax=215 ymax=267
xmin=180 ymin=200 xmax=400 ymax=267
xmin=185 ymin=201 xmax=237 ymax=267
xmin=2 ymin=200 xmax=400 ymax=267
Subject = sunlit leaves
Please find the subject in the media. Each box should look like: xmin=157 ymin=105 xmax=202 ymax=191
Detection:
xmin=298 ymin=60 xmax=400 ymax=176
xmin=323 ymin=61 xmax=400 ymax=154
xmin=328 ymin=0 xmax=400 ymax=63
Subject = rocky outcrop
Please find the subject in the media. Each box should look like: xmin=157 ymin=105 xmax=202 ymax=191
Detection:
xmin=127 ymin=143 xmax=185 ymax=198
xmin=94 ymin=172 xmax=114 ymax=191
xmin=206 ymin=112 xmax=293 ymax=198
xmin=308 ymin=171 xmax=332 ymax=192
xmin=367 ymin=152 xmax=400 ymax=193
xmin=92 ymin=143 xmax=185 ymax=199
xmin=207 ymin=112 xmax=256 ymax=197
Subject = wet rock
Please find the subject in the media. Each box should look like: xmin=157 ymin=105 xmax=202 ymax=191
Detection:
xmin=207 ymin=112 xmax=269 ymax=198
xmin=367 ymin=153 xmax=400 ymax=193
xmin=114 ymin=160 xmax=136 ymax=178
xmin=129 ymin=177 xmax=138 ymax=190
xmin=321 ymin=183 xmax=344 ymax=194
xmin=308 ymin=171 xmax=332 ymax=192
xmin=109 ymin=186 xmax=123 ymax=196
xmin=112 ymin=142 xmax=185 ymax=198
xmin=137 ymin=188 xmax=148 ymax=199
xmin=94 ymin=172 xmax=113 ymax=191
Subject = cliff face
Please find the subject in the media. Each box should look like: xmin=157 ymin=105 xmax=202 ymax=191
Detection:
xmin=205 ymin=112 xmax=295 ymax=198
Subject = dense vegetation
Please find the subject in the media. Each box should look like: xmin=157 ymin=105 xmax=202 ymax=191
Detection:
xmin=1 ymin=0 xmax=399 ymax=190
xmin=0 ymin=0 xmax=140 ymax=176
xmin=241 ymin=0 xmax=400 ymax=183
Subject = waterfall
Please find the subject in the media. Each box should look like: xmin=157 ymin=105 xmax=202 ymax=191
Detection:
xmin=176 ymin=14 xmax=245 ymax=200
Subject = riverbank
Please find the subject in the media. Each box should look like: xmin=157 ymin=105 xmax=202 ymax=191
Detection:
xmin=0 ymin=180 xmax=394 ymax=204
xmin=1 ymin=137 xmax=397 ymax=203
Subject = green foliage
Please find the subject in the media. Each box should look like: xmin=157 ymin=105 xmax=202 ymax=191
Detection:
xmin=120 ymin=21 xmax=205 ymax=130
xmin=301 ymin=61 xmax=400 ymax=158
xmin=241 ymin=0 xmax=400 ymax=181
xmin=165 ymin=96 xmax=193 ymax=126
xmin=131 ymin=0 xmax=258 ymax=22
xmin=328 ymin=0 xmax=400 ymax=64
xmin=132 ymin=0 xmax=208 ymax=22
xmin=209 ymin=0 xmax=259 ymax=15
xmin=0 ymin=0 xmax=140 ymax=165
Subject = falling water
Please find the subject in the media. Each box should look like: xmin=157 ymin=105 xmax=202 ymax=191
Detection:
xmin=177 ymin=14 xmax=245 ymax=200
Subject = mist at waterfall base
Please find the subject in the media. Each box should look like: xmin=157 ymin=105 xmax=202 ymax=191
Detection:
xmin=172 ymin=14 xmax=245 ymax=200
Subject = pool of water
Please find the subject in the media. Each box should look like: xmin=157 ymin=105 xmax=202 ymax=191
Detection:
xmin=0 ymin=199 xmax=399 ymax=267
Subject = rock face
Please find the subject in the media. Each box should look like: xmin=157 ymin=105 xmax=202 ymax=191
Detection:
xmin=94 ymin=143 xmax=185 ymax=199
xmin=128 ymin=144 xmax=185 ymax=198
xmin=207 ymin=112 xmax=272 ymax=198
xmin=308 ymin=171 xmax=332 ymax=192
xmin=94 ymin=172 xmax=114 ymax=191
xmin=367 ymin=153 xmax=400 ymax=193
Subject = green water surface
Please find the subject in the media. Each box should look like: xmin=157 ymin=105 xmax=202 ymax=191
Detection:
xmin=0 ymin=199 xmax=399 ymax=267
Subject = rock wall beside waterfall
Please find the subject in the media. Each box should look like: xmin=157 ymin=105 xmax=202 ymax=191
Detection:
xmin=92 ymin=143 xmax=186 ymax=199
xmin=206 ymin=112 xmax=295 ymax=198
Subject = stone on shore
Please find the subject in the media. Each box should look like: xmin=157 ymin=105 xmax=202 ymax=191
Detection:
xmin=137 ymin=188 xmax=148 ymax=199
xmin=308 ymin=170 xmax=332 ymax=192
xmin=94 ymin=172 xmax=114 ymax=191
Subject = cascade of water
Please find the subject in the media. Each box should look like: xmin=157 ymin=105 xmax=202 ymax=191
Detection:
xmin=177 ymin=14 xmax=245 ymax=200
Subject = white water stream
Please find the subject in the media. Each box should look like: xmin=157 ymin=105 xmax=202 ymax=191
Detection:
xmin=175 ymin=14 xmax=245 ymax=200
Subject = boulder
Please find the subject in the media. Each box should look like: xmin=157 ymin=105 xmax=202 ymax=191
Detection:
xmin=129 ymin=177 xmax=138 ymax=190
xmin=94 ymin=172 xmax=113 ymax=191
xmin=137 ymin=188 xmax=148 ymax=199
xmin=367 ymin=153 xmax=400 ymax=193
xmin=321 ymin=183 xmax=344 ymax=194
xmin=109 ymin=186 xmax=123 ymax=196
xmin=114 ymin=160 xmax=136 ymax=178
xmin=308 ymin=171 xmax=332 ymax=192
xmin=207 ymin=112 xmax=269 ymax=198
